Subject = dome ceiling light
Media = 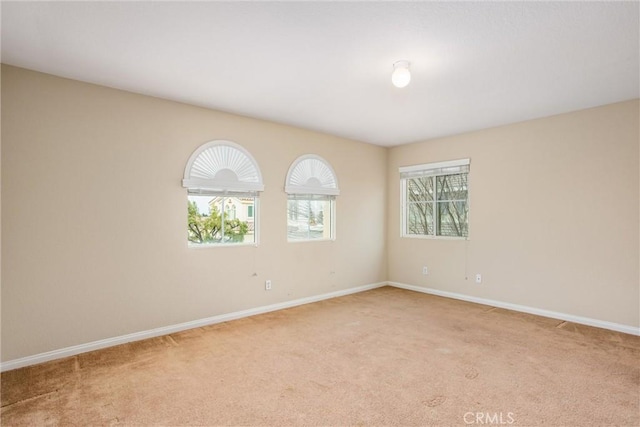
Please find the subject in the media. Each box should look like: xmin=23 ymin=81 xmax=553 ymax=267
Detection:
xmin=391 ymin=60 xmax=411 ymax=88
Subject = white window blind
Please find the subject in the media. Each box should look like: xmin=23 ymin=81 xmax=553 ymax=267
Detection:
xmin=399 ymin=159 xmax=470 ymax=179
xmin=285 ymin=154 xmax=339 ymax=196
xmin=182 ymin=140 xmax=264 ymax=194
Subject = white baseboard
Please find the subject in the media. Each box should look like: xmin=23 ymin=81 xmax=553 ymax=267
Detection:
xmin=388 ymin=281 xmax=640 ymax=336
xmin=0 ymin=282 xmax=386 ymax=372
xmin=4 ymin=280 xmax=637 ymax=372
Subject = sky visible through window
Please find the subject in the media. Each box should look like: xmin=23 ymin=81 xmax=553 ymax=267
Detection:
xmin=190 ymin=196 xmax=214 ymax=215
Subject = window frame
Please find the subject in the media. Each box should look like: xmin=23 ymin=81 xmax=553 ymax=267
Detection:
xmin=400 ymin=158 xmax=470 ymax=240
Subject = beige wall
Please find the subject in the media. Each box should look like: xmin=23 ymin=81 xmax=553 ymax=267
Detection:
xmin=388 ymin=100 xmax=639 ymax=328
xmin=2 ymin=64 xmax=638 ymax=363
xmin=0 ymin=65 xmax=388 ymax=361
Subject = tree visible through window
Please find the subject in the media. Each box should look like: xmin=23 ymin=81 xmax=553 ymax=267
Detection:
xmin=188 ymin=196 xmax=253 ymax=244
xmin=401 ymin=159 xmax=469 ymax=238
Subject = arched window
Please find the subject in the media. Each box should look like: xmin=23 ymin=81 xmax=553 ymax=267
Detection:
xmin=285 ymin=155 xmax=339 ymax=241
xmin=183 ymin=140 xmax=263 ymax=246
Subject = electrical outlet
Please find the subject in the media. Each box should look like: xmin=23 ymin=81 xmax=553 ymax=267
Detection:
xmin=265 ymin=280 xmax=272 ymax=290
xmin=475 ymin=274 xmax=482 ymax=284
xmin=422 ymin=266 xmax=428 ymax=275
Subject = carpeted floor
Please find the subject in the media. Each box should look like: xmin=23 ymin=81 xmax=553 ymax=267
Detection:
xmin=1 ymin=286 xmax=639 ymax=426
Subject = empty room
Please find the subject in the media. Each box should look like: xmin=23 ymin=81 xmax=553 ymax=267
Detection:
xmin=1 ymin=1 xmax=638 ymax=426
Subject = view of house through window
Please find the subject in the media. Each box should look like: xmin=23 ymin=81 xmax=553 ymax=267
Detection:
xmin=188 ymin=195 xmax=256 ymax=244
xmin=287 ymin=196 xmax=334 ymax=241
xmin=401 ymin=159 xmax=469 ymax=238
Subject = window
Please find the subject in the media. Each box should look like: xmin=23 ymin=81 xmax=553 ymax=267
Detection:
xmin=285 ymin=155 xmax=339 ymax=242
xmin=400 ymin=159 xmax=469 ymax=238
xmin=183 ymin=140 xmax=263 ymax=246
xmin=287 ymin=196 xmax=334 ymax=241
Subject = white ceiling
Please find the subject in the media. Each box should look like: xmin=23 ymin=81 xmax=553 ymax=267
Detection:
xmin=1 ymin=1 xmax=638 ymax=147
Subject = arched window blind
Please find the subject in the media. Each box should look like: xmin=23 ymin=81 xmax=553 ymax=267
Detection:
xmin=285 ymin=155 xmax=339 ymax=196
xmin=183 ymin=140 xmax=264 ymax=194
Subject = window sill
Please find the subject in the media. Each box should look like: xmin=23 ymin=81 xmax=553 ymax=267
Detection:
xmin=401 ymin=234 xmax=468 ymax=241
xmin=188 ymin=242 xmax=258 ymax=249
xmin=287 ymin=238 xmax=335 ymax=244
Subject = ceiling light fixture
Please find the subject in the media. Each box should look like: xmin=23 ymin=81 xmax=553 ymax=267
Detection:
xmin=391 ymin=60 xmax=411 ymax=88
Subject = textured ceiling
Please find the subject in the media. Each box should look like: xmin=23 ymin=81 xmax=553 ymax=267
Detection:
xmin=1 ymin=1 xmax=638 ymax=146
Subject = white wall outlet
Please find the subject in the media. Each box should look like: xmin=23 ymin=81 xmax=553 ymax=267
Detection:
xmin=265 ymin=280 xmax=272 ymax=290
xmin=475 ymin=274 xmax=482 ymax=284
xmin=422 ymin=266 xmax=428 ymax=275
